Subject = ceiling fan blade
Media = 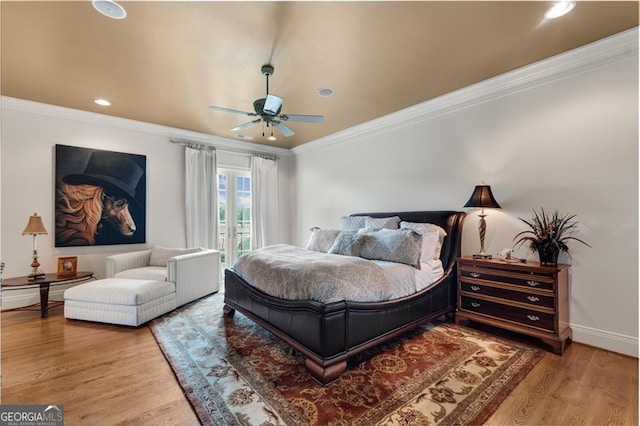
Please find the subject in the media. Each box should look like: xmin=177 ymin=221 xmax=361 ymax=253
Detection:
xmin=279 ymin=114 xmax=324 ymax=123
xmin=273 ymin=121 xmax=295 ymax=137
xmin=231 ymin=119 xmax=262 ymax=132
xmin=209 ymin=105 xmax=257 ymax=116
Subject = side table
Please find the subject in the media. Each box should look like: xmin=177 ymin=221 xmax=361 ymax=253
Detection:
xmin=1 ymin=271 xmax=95 ymax=318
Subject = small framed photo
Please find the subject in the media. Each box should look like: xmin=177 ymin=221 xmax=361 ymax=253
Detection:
xmin=57 ymin=256 xmax=78 ymax=277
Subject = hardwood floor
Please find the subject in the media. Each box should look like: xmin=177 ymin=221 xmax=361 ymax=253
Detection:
xmin=1 ymin=307 xmax=198 ymax=425
xmin=1 ymin=306 xmax=637 ymax=425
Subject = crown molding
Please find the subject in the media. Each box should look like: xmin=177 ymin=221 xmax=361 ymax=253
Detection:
xmin=293 ymin=27 xmax=639 ymax=156
xmin=0 ymin=96 xmax=291 ymax=157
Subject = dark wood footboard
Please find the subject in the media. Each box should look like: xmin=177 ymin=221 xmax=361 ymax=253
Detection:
xmin=224 ymin=266 xmax=457 ymax=384
xmin=223 ymin=210 xmax=465 ymax=385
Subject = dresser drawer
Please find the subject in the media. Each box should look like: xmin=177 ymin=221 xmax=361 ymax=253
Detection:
xmin=460 ymin=296 xmax=555 ymax=332
xmin=460 ymin=282 xmax=555 ymax=308
xmin=459 ymin=268 xmax=555 ymax=291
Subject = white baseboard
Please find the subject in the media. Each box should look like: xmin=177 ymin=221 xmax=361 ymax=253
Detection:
xmin=1 ymin=286 xmax=71 ymax=311
xmin=572 ymin=323 xmax=638 ymax=358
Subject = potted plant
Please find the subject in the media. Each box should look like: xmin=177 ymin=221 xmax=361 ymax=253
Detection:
xmin=513 ymin=208 xmax=590 ymax=265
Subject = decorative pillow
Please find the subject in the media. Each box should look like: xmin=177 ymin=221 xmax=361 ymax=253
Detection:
xmin=328 ymin=231 xmax=364 ymax=256
xmin=400 ymin=221 xmax=448 ymax=259
xmin=359 ymin=229 xmax=422 ymax=268
xmin=306 ymin=228 xmax=341 ymax=253
xmin=341 ymin=216 xmax=368 ymax=230
xmin=364 ymin=216 xmax=401 ymax=231
xmin=149 ymin=246 xmax=202 ymax=266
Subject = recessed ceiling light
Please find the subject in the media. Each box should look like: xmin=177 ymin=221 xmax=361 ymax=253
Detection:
xmin=94 ymin=99 xmax=111 ymax=106
xmin=545 ymin=1 xmax=576 ymax=19
xmin=92 ymin=0 xmax=127 ymax=19
xmin=317 ymin=88 xmax=334 ymax=97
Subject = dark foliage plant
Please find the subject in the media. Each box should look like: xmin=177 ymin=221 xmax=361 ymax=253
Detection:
xmin=513 ymin=208 xmax=591 ymax=253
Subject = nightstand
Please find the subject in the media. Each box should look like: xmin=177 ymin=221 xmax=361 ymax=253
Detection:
xmin=455 ymin=256 xmax=571 ymax=355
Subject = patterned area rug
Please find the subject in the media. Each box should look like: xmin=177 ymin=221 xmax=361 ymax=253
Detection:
xmin=150 ymin=293 xmax=544 ymax=425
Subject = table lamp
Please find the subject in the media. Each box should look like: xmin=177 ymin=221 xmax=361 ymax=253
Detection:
xmin=464 ymin=183 xmax=501 ymax=259
xmin=22 ymin=212 xmax=48 ymax=280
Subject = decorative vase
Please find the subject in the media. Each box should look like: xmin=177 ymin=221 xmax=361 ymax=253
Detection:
xmin=537 ymin=244 xmax=560 ymax=265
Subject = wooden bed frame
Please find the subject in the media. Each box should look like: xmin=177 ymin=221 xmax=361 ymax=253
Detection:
xmin=223 ymin=210 xmax=466 ymax=384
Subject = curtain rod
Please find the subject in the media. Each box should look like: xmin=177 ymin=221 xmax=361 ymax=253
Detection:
xmin=170 ymin=139 xmax=216 ymax=151
xmin=252 ymin=153 xmax=279 ymax=161
xmin=170 ymin=139 xmax=279 ymax=160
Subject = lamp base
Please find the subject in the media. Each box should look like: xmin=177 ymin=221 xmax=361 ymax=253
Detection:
xmin=472 ymin=253 xmax=493 ymax=259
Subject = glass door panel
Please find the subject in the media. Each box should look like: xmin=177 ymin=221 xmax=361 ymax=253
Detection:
xmin=218 ymin=169 xmax=251 ymax=270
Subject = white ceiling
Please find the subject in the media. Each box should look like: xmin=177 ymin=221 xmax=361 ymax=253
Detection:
xmin=1 ymin=1 xmax=637 ymax=148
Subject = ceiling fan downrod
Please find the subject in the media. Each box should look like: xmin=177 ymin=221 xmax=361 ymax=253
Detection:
xmin=262 ymin=64 xmax=274 ymax=96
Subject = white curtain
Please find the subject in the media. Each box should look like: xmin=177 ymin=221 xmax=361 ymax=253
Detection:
xmin=185 ymin=147 xmax=218 ymax=249
xmin=251 ymin=156 xmax=279 ymax=249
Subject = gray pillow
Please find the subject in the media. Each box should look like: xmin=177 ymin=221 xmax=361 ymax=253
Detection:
xmin=360 ymin=230 xmax=422 ymax=268
xmin=328 ymin=231 xmax=364 ymax=256
xmin=306 ymin=228 xmax=341 ymax=253
xmin=341 ymin=215 xmax=368 ymax=230
xmin=365 ymin=216 xmax=401 ymax=231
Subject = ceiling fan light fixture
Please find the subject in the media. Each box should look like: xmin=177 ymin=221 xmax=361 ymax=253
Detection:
xmin=92 ymin=0 xmax=127 ymax=19
xmin=545 ymin=1 xmax=576 ymax=19
xmin=94 ymin=98 xmax=111 ymax=106
xmin=263 ymin=94 xmax=283 ymax=115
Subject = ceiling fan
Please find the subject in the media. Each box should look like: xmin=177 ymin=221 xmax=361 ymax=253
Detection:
xmin=209 ymin=64 xmax=323 ymax=139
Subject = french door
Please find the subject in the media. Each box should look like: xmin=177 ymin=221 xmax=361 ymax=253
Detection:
xmin=218 ymin=169 xmax=251 ymax=270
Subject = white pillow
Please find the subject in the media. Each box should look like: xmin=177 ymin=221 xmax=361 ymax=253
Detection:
xmin=149 ymin=246 xmax=202 ymax=266
xmin=306 ymin=228 xmax=341 ymax=253
xmin=419 ymin=231 xmax=442 ymax=261
xmin=400 ymin=221 xmax=447 ymax=260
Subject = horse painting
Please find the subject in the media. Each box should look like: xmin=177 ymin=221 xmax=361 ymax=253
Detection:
xmin=55 ymin=182 xmax=137 ymax=246
xmin=55 ymin=145 xmax=146 ymax=247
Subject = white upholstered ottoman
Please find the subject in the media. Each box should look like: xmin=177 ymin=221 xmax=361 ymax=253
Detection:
xmin=64 ymin=278 xmax=177 ymax=326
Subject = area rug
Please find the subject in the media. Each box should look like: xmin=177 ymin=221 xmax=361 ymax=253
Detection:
xmin=150 ymin=293 xmax=544 ymax=425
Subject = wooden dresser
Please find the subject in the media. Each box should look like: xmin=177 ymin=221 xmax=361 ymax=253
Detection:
xmin=456 ymin=256 xmax=571 ymax=354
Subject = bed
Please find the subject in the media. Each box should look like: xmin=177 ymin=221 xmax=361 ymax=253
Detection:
xmin=223 ymin=210 xmax=466 ymax=384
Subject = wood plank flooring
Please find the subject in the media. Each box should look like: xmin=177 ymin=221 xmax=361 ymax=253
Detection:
xmin=1 ymin=305 xmax=637 ymax=425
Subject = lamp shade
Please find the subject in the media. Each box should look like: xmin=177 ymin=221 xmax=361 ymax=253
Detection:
xmin=22 ymin=213 xmax=48 ymax=235
xmin=464 ymin=185 xmax=501 ymax=209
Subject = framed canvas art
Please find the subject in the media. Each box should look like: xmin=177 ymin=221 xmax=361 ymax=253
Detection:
xmin=55 ymin=145 xmax=146 ymax=247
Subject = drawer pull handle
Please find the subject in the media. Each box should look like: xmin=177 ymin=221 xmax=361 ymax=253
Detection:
xmin=470 ymin=285 xmax=480 ymax=291
xmin=527 ymin=296 xmax=540 ymax=302
xmin=470 ymin=272 xmax=481 ymax=278
xmin=471 ymin=302 xmax=481 ymax=308
xmin=527 ymin=315 xmax=540 ymax=321
xmin=526 ymin=280 xmax=540 ymax=287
